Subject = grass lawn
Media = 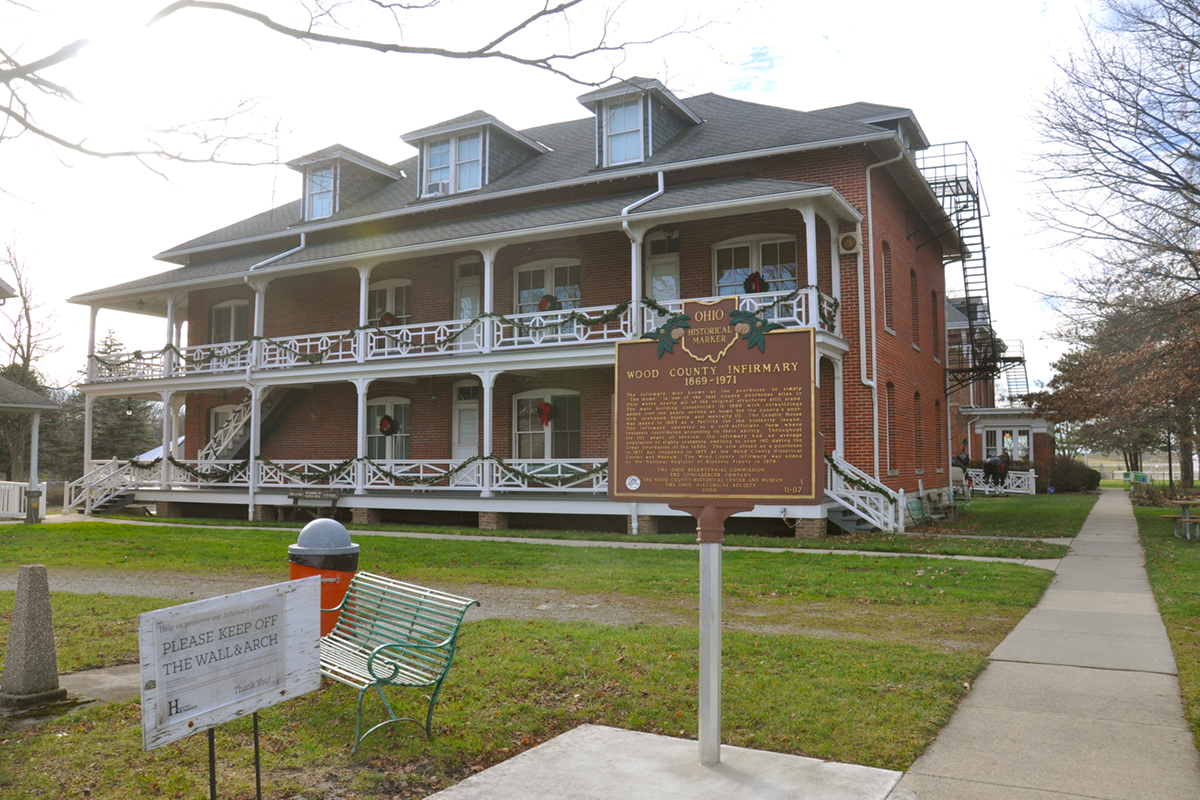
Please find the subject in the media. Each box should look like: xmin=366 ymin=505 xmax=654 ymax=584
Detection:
xmin=1134 ymin=506 xmax=1200 ymax=753
xmin=925 ymin=493 xmax=1097 ymax=539
xmin=0 ymin=520 xmax=1057 ymax=798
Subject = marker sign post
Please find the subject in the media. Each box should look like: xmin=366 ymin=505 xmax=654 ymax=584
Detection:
xmin=139 ymin=578 xmax=321 ymax=752
xmin=611 ymin=296 xmax=822 ymax=766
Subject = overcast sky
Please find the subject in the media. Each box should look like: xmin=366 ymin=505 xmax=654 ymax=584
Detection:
xmin=3 ymin=0 xmax=1099 ymax=391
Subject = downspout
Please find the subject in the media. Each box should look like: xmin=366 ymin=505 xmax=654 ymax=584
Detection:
xmin=864 ymin=145 xmax=906 ymax=479
xmin=248 ymin=233 xmax=306 ymax=273
xmin=621 ymin=171 xmax=665 ymax=337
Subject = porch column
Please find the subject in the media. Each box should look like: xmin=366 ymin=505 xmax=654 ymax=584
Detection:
xmin=356 ymin=264 xmax=372 ymax=363
xmin=480 ymin=370 xmax=498 ymax=497
xmin=87 ymin=305 xmax=98 ymax=383
xmin=825 ymin=215 xmax=842 ymax=335
xmin=163 ymin=294 xmax=177 ymax=378
xmin=626 ymin=225 xmax=648 ymax=336
xmin=801 ymin=206 xmax=819 ymax=287
xmin=82 ymin=394 xmax=95 ymax=470
xmin=248 ymin=278 xmax=268 ymax=370
xmin=353 ymin=378 xmax=370 ymax=495
xmin=160 ymin=390 xmax=174 ymax=489
xmin=481 ymin=247 xmax=498 ymax=354
xmin=24 ymin=412 xmax=40 ymax=524
xmin=834 ymin=359 xmax=845 ymax=456
xmin=246 ymin=384 xmax=263 ymax=520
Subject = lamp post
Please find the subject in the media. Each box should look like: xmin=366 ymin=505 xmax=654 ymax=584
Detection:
xmin=1168 ymin=402 xmax=1176 ymax=491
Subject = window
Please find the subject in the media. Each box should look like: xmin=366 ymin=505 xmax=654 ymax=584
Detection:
xmin=208 ymin=404 xmax=238 ymax=440
xmin=212 ymin=300 xmax=249 ymax=344
xmin=885 ymin=382 xmax=897 ymax=475
xmin=514 ymin=390 xmax=581 ymax=459
xmin=367 ymin=398 xmax=411 ymax=460
xmin=931 ymin=290 xmax=940 ymax=357
xmin=605 ymin=99 xmax=642 ymax=165
xmin=882 ymin=242 xmax=895 ymax=331
xmin=307 ymin=166 xmax=335 ymax=220
xmin=914 ymin=392 xmax=924 ymax=470
xmin=515 ymin=260 xmax=582 ymax=315
xmin=714 ymin=237 xmax=797 ymax=296
xmin=985 ymin=428 xmax=1031 ymax=460
xmin=456 ymin=133 xmax=481 ymax=192
xmin=910 ymin=269 xmax=920 ymax=347
xmin=985 ymin=430 xmax=998 ymax=458
xmin=935 ymin=400 xmax=944 ymax=466
xmin=425 ymin=131 xmax=482 ymax=196
xmin=368 ymin=279 xmax=412 ymax=326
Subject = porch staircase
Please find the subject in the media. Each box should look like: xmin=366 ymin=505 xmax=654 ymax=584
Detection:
xmin=199 ymin=387 xmax=309 ymax=464
xmin=824 ymin=454 xmax=901 ymax=533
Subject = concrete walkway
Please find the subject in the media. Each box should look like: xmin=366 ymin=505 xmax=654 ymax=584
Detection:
xmin=889 ymin=488 xmax=1200 ymax=799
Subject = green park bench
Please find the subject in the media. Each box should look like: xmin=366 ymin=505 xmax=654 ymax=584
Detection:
xmin=319 ymin=571 xmax=478 ymax=752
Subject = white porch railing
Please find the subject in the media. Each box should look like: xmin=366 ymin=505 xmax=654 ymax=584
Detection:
xmin=256 ymin=460 xmax=358 ymax=490
xmin=363 ymin=460 xmax=481 ymax=490
xmin=643 ymin=288 xmax=837 ymax=333
xmin=825 ymin=454 xmax=900 ymax=532
xmin=968 ymin=468 xmax=1037 ymax=495
xmin=365 ymin=318 xmax=484 ymax=360
xmin=65 ymin=458 xmax=161 ymax=513
xmin=171 ymin=459 xmax=252 ymax=488
xmin=261 ymin=331 xmax=358 ymax=369
xmin=0 ymin=481 xmax=47 ymax=519
xmin=494 ymin=304 xmax=630 ymax=350
xmin=490 ymin=459 xmax=609 ymax=492
xmin=179 ymin=341 xmax=254 ymax=376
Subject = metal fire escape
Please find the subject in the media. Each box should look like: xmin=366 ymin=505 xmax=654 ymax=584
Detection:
xmin=913 ymin=142 xmax=1026 ymax=394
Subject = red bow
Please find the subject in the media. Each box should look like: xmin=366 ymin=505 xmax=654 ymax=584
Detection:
xmin=537 ymin=401 xmax=552 ymax=426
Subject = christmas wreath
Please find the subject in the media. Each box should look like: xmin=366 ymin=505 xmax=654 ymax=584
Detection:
xmin=743 ymin=271 xmax=766 ymax=294
xmin=538 ymin=294 xmax=562 ymax=312
xmin=537 ymin=401 xmax=553 ymax=426
xmin=379 ymin=414 xmax=398 ymax=436
xmin=378 ymin=312 xmax=397 ymax=327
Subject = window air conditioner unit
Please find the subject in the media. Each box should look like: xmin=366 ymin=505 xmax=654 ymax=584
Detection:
xmin=426 ymin=181 xmax=450 ymax=197
xmin=838 ymin=232 xmax=862 ymax=255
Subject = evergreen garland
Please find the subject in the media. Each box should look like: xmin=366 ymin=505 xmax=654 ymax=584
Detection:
xmin=824 ymin=454 xmax=897 ymax=503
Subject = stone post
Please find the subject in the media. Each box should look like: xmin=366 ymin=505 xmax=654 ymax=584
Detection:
xmin=0 ymin=565 xmax=67 ymax=708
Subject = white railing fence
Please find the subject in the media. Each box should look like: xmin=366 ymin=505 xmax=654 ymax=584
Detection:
xmin=495 ymin=304 xmax=630 ymax=350
xmin=0 ymin=481 xmax=47 ymax=519
xmin=967 ymin=468 xmax=1037 ymax=495
xmin=490 ymin=459 xmax=608 ymax=492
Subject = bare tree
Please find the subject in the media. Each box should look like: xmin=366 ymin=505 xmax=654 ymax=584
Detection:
xmin=0 ymin=243 xmax=58 ymax=480
xmin=3 ymin=0 xmax=693 ymax=168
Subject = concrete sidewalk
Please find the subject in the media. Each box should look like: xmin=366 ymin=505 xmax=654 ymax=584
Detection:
xmin=889 ymin=488 xmax=1200 ymax=799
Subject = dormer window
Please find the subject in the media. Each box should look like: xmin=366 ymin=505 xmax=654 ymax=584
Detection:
xmin=307 ymin=166 xmax=336 ymax=219
xmin=605 ymin=99 xmax=643 ymax=165
xmin=425 ymin=132 xmax=482 ymax=196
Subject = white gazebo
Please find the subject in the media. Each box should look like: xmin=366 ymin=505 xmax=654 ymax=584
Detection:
xmin=0 ymin=376 xmax=59 ymax=523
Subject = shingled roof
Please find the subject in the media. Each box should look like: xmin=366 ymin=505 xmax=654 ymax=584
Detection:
xmin=0 ymin=377 xmax=57 ymax=412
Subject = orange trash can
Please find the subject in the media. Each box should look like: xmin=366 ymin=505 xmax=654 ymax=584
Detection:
xmin=288 ymin=518 xmax=360 ymax=636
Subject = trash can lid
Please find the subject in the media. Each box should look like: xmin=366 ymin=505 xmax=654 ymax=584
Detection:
xmin=289 ymin=518 xmax=360 ymax=556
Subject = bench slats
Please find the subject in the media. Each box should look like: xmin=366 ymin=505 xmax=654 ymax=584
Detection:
xmin=319 ymin=571 xmax=478 ymax=752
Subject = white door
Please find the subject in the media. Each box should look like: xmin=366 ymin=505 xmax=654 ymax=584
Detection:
xmin=455 ymin=261 xmax=481 ymax=349
xmin=646 ymin=254 xmax=680 ymax=325
xmin=451 ymin=384 xmax=480 ymax=486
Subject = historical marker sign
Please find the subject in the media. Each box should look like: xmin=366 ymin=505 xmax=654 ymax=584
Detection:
xmin=139 ymin=578 xmax=321 ymax=750
xmin=611 ymin=296 xmax=823 ymax=506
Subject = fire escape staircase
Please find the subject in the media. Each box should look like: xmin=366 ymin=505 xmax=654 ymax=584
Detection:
xmin=198 ymin=387 xmax=309 ymax=464
xmin=914 ymin=143 xmax=1025 ymax=393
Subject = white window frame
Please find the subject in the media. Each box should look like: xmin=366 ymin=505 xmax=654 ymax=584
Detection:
xmin=208 ymin=403 xmax=239 ymax=441
xmin=513 ymin=258 xmax=582 ymax=315
xmin=512 ymin=389 xmax=581 ymax=460
xmin=424 ymin=130 xmax=483 ymax=196
xmin=712 ymin=235 xmax=799 ymax=296
xmin=604 ymin=98 xmax=643 ymax=166
xmin=367 ymin=396 xmax=411 ymax=461
xmin=306 ymin=165 xmax=337 ymax=220
xmin=211 ymin=300 xmax=249 ymax=344
xmin=367 ymin=279 xmax=412 ymax=326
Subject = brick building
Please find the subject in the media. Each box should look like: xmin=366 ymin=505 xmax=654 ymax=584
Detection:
xmin=68 ymin=81 xmax=977 ymax=532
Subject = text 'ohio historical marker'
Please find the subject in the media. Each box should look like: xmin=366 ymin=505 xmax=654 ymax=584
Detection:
xmin=611 ymin=296 xmax=822 ymax=510
xmin=139 ymin=578 xmax=321 ymax=750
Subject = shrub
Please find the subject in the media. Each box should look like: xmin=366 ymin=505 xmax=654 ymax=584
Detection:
xmin=1047 ymin=455 xmax=1101 ymax=493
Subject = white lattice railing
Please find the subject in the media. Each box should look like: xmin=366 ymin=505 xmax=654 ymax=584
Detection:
xmin=179 ymin=341 xmax=254 ymax=375
xmin=171 ymin=459 xmax=252 ymax=488
xmin=365 ymin=318 xmax=484 ymax=360
xmin=490 ymin=460 xmax=609 ymax=492
xmin=643 ymin=289 xmax=836 ymax=333
xmin=494 ymin=304 xmax=631 ymax=350
xmin=0 ymin=481 xmax=47 ymax=519
xmin=256 ymin=460 xmax=358 ymax=490
xmin=968 ymin=468 xmax=1037 ymax=496
xmin=825 ymin=455 xmax=900 ymax=532
xmin=261 ymin=331 xmax=358 ymax=369
xmin=91 ymin=351 xmax=167 ymax=382
xmin=362 ymin=460 xmax=475 ymax=490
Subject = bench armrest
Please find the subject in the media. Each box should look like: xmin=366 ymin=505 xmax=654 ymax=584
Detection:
xmin=366 ymin=639 xmax=453 ymax=681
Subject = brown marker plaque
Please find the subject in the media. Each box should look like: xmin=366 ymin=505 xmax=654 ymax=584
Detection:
xmin=610 ymin=297 xmax=822 ymax=509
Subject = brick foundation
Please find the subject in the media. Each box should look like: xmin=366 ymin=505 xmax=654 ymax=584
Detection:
xmin=627 ymin=515 xmax=658 ymax=535
xmin=352 ymin=507 xmax=381 ymax=525
xmin=790 ymin=518 xmax=827 ymax=538
xmin=252 ymin=504 xmax=274 ymax=522
xmin=478 ymin=511 xmax=509 ymax=530
xmin=156 ymin=502 xmax=186 ymax=518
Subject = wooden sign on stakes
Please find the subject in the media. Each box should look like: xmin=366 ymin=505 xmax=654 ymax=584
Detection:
xmin=612 ymin=296 xmax=822 ymax=766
